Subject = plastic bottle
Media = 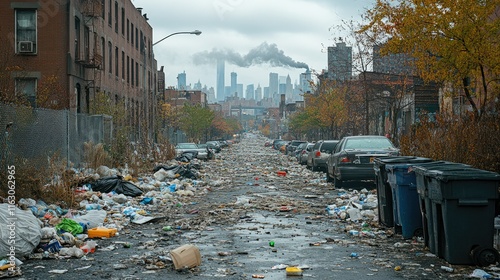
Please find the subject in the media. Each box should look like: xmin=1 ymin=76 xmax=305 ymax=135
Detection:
xmin=440 ymin=266 xmax=454 ymax=272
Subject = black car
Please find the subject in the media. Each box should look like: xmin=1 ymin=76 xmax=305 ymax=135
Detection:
xmin=327 ymin=135 xmax=399 ymax=187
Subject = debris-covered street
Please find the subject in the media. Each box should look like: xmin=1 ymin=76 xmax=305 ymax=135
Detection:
xmin=2 ymin=133 xmax=499 ymax=279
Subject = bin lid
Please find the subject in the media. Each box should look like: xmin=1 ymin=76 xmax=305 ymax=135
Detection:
xmin=385 ymin=159 xmax=436 ymax=172
xmin=424 ymin=168 xmax=500 ymax=182
xmin=412 ymin=161 xmax=471 ymax=174
xmin=374 ymin=156 xmax=432 ymax=166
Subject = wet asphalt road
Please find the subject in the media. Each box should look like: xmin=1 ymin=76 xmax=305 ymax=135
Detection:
xmin=16 ymin=133 xmax=480 ymax=279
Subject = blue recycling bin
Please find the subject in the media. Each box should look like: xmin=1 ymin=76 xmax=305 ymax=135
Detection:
xmin=374 ymin=156 xmax=432 ymax=229
xmin=413 ymin=162 xmax=472 ymax=254
xmin=386 ymin=162 xmax=429 ymax=239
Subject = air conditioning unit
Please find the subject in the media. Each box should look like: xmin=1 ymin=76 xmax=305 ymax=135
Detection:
xmin=18 ymin=41 xmax=34 ymax=53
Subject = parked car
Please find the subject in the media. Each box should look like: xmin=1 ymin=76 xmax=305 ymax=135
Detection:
xmin=297 ymin=142 xmax=313 ymax=165
xmin=197 ymin=143 xmax=215 ymax=159
xmin=206 ymin=141 xmax=221 ymax=153
xmin=273 ymin=139 xmax=288 ymax=151
xmin=306 ymin=140 xmax=339 ymax=171
xmin=174 ymin=143 xmax=209 ymax=160
xmin=326 ymin=135 xmax=399 ymax=187
xmin=286 ymin=140 xmax=307 ymax=156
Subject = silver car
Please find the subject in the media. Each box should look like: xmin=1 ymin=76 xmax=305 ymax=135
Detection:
xmin=175 ymin=143 xmax=209 ymax=160
xmin=307 ymin=140 xmax=340 ymax=171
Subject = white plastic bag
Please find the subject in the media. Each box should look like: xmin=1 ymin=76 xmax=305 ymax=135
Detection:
xmin=0 ymin=203 xmax=42 ymax=257
xmin=72 ymin=210 xmax=107 ymax=229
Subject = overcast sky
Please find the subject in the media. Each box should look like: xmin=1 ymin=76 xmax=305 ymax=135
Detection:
xmin=133 ymin=0 xmax=375 ymax=97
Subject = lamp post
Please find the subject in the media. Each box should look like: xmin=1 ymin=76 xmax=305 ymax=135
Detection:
xmin=153 ymin=30 xmax=202 ymax=46
xmin=151 ymin=29 xmax=202 ymax=144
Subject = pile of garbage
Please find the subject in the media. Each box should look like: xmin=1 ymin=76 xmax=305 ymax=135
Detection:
xmin=0 ymin=156 xmax=211 ymax=277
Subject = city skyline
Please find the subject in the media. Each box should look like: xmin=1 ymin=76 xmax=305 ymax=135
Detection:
xmin=176 ymin=66 xmax=312 ymax=101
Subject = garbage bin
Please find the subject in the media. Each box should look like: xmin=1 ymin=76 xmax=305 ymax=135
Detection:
xmin=385 ymin=159 xmax=434 ymax=239
xmin=374 ymin=157 xmax=432 ymax=229
xmin=413 ymin=162 xmax=472 ymax=254
xmin=423 ymin=168 xmax=500 ymax=266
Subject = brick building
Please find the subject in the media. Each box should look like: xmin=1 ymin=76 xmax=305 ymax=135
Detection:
xmin=0 ymin=0 xmax=157 ymax=138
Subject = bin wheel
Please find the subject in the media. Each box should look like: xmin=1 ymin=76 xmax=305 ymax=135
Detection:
xmin=471 ymin=246 xmax=499 ymax=267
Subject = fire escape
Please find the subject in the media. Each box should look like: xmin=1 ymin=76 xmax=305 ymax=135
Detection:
xmin=77 ymin=0 xmax=103 ymax=91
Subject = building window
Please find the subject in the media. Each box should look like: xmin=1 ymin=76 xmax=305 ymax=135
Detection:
xmin=130 ymin=23 xmax=134 ymax=46
xmin=135 ymin=27 xmax=138 ymax=49
xmin=114 ymin=1 xmax=118 ymax=33
xmin=101 ymin=37 xmax=105 ymax=71
xmin=126 ymin=19 xmax=129 ymax=41
xmin=140 ymin=30 xmax=144 ymax=53
xmin=135 ymin=62 xmax=139 ymax=86
xmin=108 ymin=41 xmax=112 ymax=74
xmin=84 ymin=26 xmax=90 ymax=61
xmin=131 ymin=58 xmax=134 ymax=87
xmin=15 ymin=9 xmax=37 ymax=54
xmin=101 ymin=0 xmax=105 ymax=19
xmin=115 ymin=46 xmax=118 ymax=77
xmin=15 ymin=78 xmax=37 ymax=107
xmin=74 ymin=17 xmax=80 ymax=60
xmin=107 ymin=0 xmax=111 ymax=26
xmin=126 ymin=55 xmax=130 ymax=83
xmin=121 ymin=51 xmax=125 ymax=79
xmin=121 ymin=8 xmax=125 ymax=36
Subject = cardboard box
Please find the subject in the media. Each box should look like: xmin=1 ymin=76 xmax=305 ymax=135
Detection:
xmin=170 ymin=244 xmax=201 ymax=270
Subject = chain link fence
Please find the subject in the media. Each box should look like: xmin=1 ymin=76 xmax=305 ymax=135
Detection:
xmin=0 ymin=103 xmax=112 ymax=168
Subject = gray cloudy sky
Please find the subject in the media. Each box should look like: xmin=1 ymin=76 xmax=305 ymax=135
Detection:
xmin=133 ymin=0 xmax=374 ymax=97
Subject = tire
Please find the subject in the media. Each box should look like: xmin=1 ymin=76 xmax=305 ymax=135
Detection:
xmin=471 ymin=246 xmax=499 ymax=267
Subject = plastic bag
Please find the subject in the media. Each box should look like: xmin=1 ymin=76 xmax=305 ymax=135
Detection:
xmin=0 ymin=204 xmax=42 ymax=257
xmin=72 ymin=210 xmax=107 ymax=229
xmin=59 ymin=246 xmax=84 ymax=258
xmin=91 ymin=175 xmax=143 ymax=197
xmin=55 ymin=218 xmax=83 ymax=235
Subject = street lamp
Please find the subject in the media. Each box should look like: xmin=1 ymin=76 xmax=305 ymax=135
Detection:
xmin=152 ymin=30 xmax=202 ymax=46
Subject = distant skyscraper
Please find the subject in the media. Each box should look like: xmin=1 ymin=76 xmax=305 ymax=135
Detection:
xmin=193 ymin=79 xmax=202 ymax=90
xmin=285 ymin=74 xmax=292 ymax=101
xmin=255 ymin=84 xmax=262 ymax=101
xmin=224 ymin=86 xmax=231 ymax=100
xmin=263 ymin=86 xmax=269 ymax=99
xmin=300 ymin=69 xmax=312 ymax=93
xmin=216 ymin=59 xmax=225 ymax=101
xmin=327 ymin=42 xmax=352 ymax=81
xmin=269 ymin=72 xmax=278 ymax=99
xmin=237 ymin=84 xmax=243 ymax=98
xmin=230 ymin=72 xmax=237 ymax=97
xmin=246 ymin=84 xmax=255 ymax=100
xmin=177 ymin=71 xmax=187 ymax=90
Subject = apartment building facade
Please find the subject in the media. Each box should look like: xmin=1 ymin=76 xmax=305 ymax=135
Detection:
xmin=0 ymin=0 xmax=157 ymax=138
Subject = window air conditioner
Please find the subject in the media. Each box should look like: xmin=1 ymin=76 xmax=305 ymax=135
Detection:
xmin=18 ymin=41 xmax=34 ymax=53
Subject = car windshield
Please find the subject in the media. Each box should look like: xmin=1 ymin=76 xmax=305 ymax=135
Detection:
xmin=344 ymin=138 xmax=394 ymax=149
xmin=177 ymin=143 xmax=198 ymax=149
